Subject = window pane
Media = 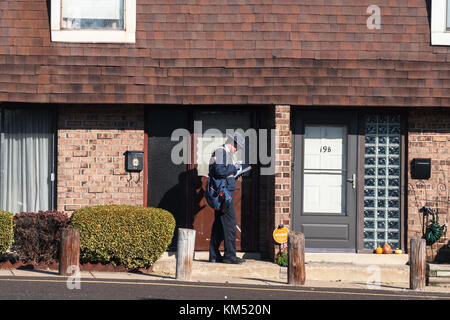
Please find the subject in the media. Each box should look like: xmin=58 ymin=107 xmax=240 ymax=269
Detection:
xmin=62 ymin=0 xmax=124 ymax=30
xmin=303 ymin=125 xmax=347 ymax=214
xmin=303 ymin=173 xmax=344 ymax=213
xmin=195 ymin=112 xmax=252 ymax=177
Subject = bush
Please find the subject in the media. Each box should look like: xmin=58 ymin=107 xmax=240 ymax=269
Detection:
xmin=275 ymin=251 xmax=288 ymax=267
xmin=0 ymin=210 xmax=14 ymax=255
xmin=70 ymin=205 xmax=175 ymax=269
xmin=13 ymin=211 xmax=70 ymax=263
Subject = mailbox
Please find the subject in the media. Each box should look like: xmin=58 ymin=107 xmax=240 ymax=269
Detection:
xmin=411 ymin=158 xmax=431 ymax=180
xmin=124 ymin=151 xmax=144 ymax=172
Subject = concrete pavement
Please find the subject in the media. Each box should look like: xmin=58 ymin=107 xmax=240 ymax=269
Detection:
xmin=150 ymin=251 xmax=450 ymax=293
xmin=1 ymin=252 xmax=449 ymax=295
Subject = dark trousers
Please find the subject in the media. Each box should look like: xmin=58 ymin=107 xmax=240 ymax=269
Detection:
xmin=209 ymin=198 xmax=237 ymax=260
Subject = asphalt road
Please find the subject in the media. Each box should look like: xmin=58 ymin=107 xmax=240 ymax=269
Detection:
xmin=1 ymin=276 xmax=449 ymax=302
xmin=1 ymin=276 xmax=449 ymax=319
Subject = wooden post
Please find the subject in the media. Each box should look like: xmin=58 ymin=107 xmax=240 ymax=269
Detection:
xmin=288 ymin=231 xmax=306 ymax=286
xmin=176 ymin=228 xmax=196 ymax=281
xmin=409 ymin=238 xmax=426 ymax=290
xmin=59 ymin=228 xmax=80 ymax=276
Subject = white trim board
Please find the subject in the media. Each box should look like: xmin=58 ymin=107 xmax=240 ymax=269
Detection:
xmin=431 ymin=0 xmax=450 ymax=45
xmin=50 ymin=0 xmax=136 ymax=44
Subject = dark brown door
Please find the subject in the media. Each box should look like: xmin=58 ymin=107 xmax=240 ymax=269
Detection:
xmin=189 ymin=171 xmax=244 ymax=251
xmin=189 ymin=110 xmax=257 ymax=251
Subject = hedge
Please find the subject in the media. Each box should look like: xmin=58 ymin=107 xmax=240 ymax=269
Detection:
xmin=13 ymin=211 xmax=70 ymax=263
xmin=70 ymin=205 xmax=175 ymax=269
xmin=0 ymin=210 xmax=14 ymax=255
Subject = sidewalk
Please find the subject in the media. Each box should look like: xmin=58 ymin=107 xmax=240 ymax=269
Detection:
xmin=150 ymin=251 xmax=450 ymax=294
xmin=1 ymin=252 xmax=449 ymax=295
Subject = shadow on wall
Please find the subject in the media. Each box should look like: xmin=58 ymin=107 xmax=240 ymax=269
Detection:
xmin=409 ymin=176 xmax=449 ymax=262
xmin=157 ymin=168 xmax=205 ymax=250
xmin=46 ymin=0 xmax=51 ymax=30
xmin=425 ymin=0 xmax=431 ymax=27
xmin=434 ymin=243 xmax=450 ymax=263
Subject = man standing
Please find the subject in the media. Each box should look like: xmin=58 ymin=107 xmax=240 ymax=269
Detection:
xmin=208 ymin=133 xmax=245 ymax=264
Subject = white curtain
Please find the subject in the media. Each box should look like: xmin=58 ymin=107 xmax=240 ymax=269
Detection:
xmin=0 ymin=109 xmax=53 ymax=213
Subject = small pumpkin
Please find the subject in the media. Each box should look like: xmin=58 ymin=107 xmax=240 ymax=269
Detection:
xmin=383 ymin=243 xmax=392 ymax=254
xmin=394 ymin=249 xmax=403 ymax=254
xmin=375 ymin=246 xmax=383 ymax=254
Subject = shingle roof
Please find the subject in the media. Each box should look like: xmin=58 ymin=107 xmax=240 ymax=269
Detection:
xmin=0 ymin=0 xmax=449 ymax=106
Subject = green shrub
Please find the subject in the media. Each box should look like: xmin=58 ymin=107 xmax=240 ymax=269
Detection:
xmin=13 ymin=211 xmax=70 ymax=263
xmin=70 ymin=205 xmax=175 ymax=269
xmin=275 ymin=251 xmax=288 ymax=267
xmin=0 ymin=210 xmax=14 ymax=255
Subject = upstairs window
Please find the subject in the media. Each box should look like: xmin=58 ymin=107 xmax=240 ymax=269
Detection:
xmin=431 ymin=0 xmax=450 ymax=45
xmin=51 ymin=0 xmax=136 ymax=43
xmin=62 ymin=0 xmax=124 ymax=30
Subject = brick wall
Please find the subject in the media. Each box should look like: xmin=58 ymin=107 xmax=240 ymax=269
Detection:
xmin=407 ymin=108 xmax=449 ymax=261
xmin=57 ymin=105 xmax=145 ymax=213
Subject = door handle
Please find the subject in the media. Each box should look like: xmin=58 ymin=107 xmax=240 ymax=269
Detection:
xmin=347 ymin=173 xmax=356 ymax=189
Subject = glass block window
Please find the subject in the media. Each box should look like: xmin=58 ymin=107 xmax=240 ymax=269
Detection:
xmin=363 ymin=114 xmax=401 ymax=250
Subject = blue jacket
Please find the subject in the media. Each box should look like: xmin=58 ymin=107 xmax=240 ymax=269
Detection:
xmin=209 ymin=145 xmax=237 ymax=192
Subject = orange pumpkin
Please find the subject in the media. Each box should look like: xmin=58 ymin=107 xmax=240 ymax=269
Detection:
xmin=375 ymin=246 xmax=383 ymax=254
xmin=383 ymin=243 xmax=392 ymax=254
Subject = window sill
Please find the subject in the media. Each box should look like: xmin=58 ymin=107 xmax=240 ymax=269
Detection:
xmin=431 ymin=32 xmax=450 ymax=46
xmin=51 ymin=29 xmax=135 ymax=44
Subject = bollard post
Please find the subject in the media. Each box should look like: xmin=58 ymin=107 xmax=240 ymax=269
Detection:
xmin=59 ymin=227 xmax=80 ymax=276
xmin=409 ymin=238 xmax=426 ymax=290
xmin=176 ymin=228 xmax=196 ymax=281
xmin=288 ymin=231 xmax=306 ymax=286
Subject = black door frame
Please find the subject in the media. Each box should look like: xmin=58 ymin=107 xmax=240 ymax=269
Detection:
xmin=146 ymin=105 xmax=266 ymax=251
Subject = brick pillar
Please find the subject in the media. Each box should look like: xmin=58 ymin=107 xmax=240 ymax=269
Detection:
xmin=407 ymin=108 xmax=449 ymax=262
xmin=273 ymin=105 xmax=292 ymax=256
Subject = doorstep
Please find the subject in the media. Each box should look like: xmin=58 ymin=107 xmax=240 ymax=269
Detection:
xmin=153 ymin=252 xmax=275 ymax=280
xmin=304 ymin=252 xmax=409 ymax=265
xmin=427 ymin=263 xmax=450 ymax=287
xmin=152 ymin=252 xmax=410 ymax=285
xmin=158 ymin=252 xmax=409 ymax=264
xmin=301 ymin=252 xmax=410 ymax=284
